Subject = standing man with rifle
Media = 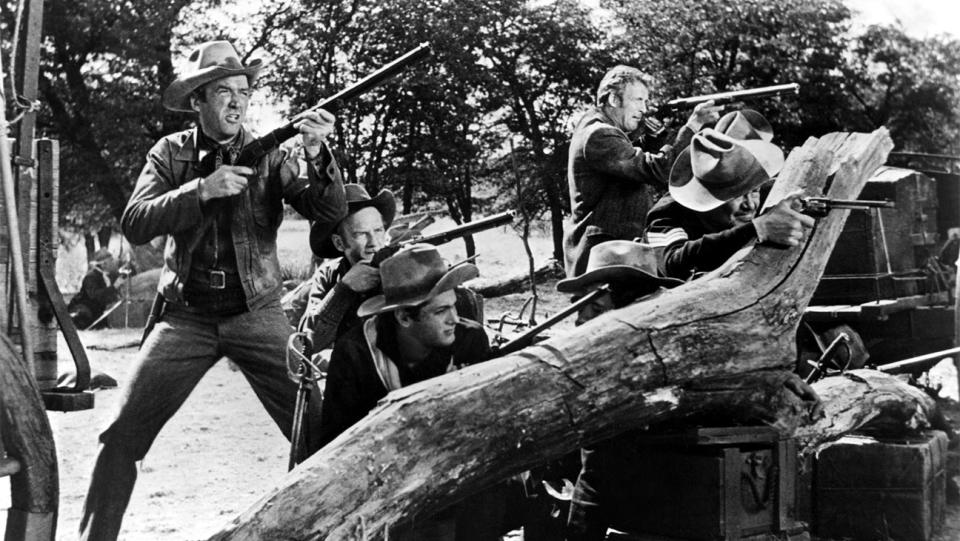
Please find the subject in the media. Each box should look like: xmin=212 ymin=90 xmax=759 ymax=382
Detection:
xmin=564 ymin=65 xmax=721 ymax=277
xmin=78 ymin=41 xmax=347 ymax=541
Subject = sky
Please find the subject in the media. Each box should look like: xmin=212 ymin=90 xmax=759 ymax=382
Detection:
xmin=845 ymin=0 xmax=960 ymax=39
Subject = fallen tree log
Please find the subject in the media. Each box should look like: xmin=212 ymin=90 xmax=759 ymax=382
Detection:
xmin=210 ymin=129 xmax=894 ymax=541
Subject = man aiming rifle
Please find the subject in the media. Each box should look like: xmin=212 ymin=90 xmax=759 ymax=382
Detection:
xmin=79 ymin=40 xmax=351 ymax=541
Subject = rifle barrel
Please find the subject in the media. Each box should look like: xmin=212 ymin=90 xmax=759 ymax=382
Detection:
xmin=416 ymin=211 xmax=515 ymax=246
xmin=665 ymin=83 xmax=799 ymax=109
xmin=314 ymin=43 xmax=432 ymax=113
xmin=807 ymin=198 xmax=895 ymax=209
xmin=497 ymin=285 xmax=609 ymax=356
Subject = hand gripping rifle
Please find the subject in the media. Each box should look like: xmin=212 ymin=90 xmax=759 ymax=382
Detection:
xmin=369 ymin=210 xmax=515 ymax=267
xmin=643 ymin=83 xmax=800 ymax=139
xmin=492 ymin=285 xmax=609 ymax=356
xmin=188 ymin=43 xmax=433 ymax=252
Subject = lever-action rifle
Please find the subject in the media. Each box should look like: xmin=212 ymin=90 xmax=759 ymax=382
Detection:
xmin=798 ymin=197 xmax=894 ymax=218
xmin=493 ymin=285 xmax=609 ymax=356
xmin=643 ymin=83 xmax=799 ymax=139
xmin=189 ymin=43 xmax=433 ymax=251
xmin=661 ymin=83 xmax=800 ymax=112
xmin=370 ymin=211 xmax=514 ymax=267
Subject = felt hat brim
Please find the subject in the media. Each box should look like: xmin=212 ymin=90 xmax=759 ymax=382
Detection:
xmin=310 ymin=190 xmax=398 ymax=258
xmin=668 ymin=138 xmax=784 ymax=212
xmin=556 ymin=265 xmax=682 ymax=294
xmin=357 ymin=263 xmax=479 ymax=318
xmin=162 ymin=61 xmax=265 ymax=113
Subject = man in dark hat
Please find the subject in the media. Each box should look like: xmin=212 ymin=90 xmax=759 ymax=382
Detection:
xmin=68 ymin=248 xmax=120 ymax=330
xmin=644 ymin=109 xmax=814 ymax=281
xmin=556 ymin=240 xmax=683 ymax=541
xmin=564 ymin=65 xmax=721 ymax=278
xmin=296 ymin=183 xmax=397 ymax=351
xmin=79 ymin=40 xmax=346 ymax=540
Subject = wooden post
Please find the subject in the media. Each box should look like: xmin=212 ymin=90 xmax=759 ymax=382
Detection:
xmin=209 ymin=130 xmax=894 ymax=541
xmin=33 ymin=140 xmax=58 ymax=390
xmin=1 ymin=331 xmax=57 ymax=541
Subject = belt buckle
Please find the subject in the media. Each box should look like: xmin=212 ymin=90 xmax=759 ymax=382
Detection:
xmin=209 ymin=270 xmax=226 ymax=290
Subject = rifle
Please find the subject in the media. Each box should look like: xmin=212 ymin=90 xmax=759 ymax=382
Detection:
xmin=493 ymin=285 xmax=609 ymax=356
xmin=370 ymin=211 xmax=515 ymax=266
xmin=661 ymin=83 xmax=800 ymax=112
xmin=798 ymin=197 xmax=895 ymax=218
xmin=876 ymin=346 xmax=960 ymax=376
xmin=189 ymin=43 xmax=432 ymax=251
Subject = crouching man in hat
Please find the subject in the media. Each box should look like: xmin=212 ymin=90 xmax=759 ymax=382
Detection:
xmin=297 ymin=184 xmax=396 ymax=350
xmin=68 ymin=248 xmax=120 ymax=330
xmin=556 ymin=240 xmax=683 ymax=541
xmin=79 ymin=41 xmax=346 ymax=540
xmin=321 ymin=244 xmax=530 ymax=539
xmin=644 ymin=110 xmax=814 ymax=281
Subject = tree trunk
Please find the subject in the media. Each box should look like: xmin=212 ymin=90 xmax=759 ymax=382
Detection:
xmin=209 ymin=130 xmax=894 ymax=540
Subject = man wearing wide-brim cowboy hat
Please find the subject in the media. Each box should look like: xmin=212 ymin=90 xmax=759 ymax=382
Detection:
xmin=557 ymin=239 xmax=683 ymax=540
xmin=292 ymin=183 xmax=398 ymax=351
xmin=319 ymin=243 xmax=503 ymax=537
xmin=80 ymin=41 xmax=346 ymax=540
xmin=557 ymin=239 xmax=683 ymax=326
xmin=643 ymin=109 xmax=814 ymax=281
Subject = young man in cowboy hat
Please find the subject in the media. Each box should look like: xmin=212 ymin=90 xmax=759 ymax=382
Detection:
xmin=644 ymin=109 xmax=814 ymax=281
xmin=564 ymin=65 xmax=722 ymax=277
xmin=78 ymin=41 xmax=346 ymax=540
xmin=296 ymin=183 xmax=397 ymax=350
xmin=554 ymin=240 xmax=683 ymax=541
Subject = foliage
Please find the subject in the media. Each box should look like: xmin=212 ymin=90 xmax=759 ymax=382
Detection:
xmin=843 ymin=25 xmax=960 ymax=153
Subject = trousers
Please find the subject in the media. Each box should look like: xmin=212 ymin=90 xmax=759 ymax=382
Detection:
xmin=78 ymin=301 xmax=315 ymax=541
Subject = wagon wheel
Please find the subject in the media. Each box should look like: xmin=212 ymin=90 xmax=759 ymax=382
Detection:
xmin=0 ymin=332 xmax=58 ymax=540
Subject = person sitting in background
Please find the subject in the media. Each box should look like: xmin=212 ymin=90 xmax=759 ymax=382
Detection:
xmin=68 ymin=248 xmax=120 ymax=329
xmin=644 ymin=109 xmax=813 ymax=281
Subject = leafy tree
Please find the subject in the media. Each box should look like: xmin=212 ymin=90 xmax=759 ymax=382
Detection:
xmin=604 ymin=0 xmax=853 ymax=148
xmin=843 ymin=25 xmax=960 ymax=153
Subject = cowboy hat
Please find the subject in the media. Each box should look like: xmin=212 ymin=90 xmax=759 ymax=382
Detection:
xmin=162 ymin=41 xmax=265 ymax=113
xmin=669 ymin=109 xmax=784 ymax=212
xmin=358 ymin=244 xmax=478 ymax=317
xmin=309 ymin=184 xmax=398 ymax=258
xmin=557 ymin=240 xmax=683 ymax=294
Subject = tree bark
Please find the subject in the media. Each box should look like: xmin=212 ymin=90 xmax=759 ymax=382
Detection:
xmin=209 ymin=129 xmax=894 ymax=540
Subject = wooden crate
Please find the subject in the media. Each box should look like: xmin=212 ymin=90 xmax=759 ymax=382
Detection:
xmin=815 ymin=431 xmax=947 ymax=541
xmin=611 ymin=427 xmax=805 ymax=541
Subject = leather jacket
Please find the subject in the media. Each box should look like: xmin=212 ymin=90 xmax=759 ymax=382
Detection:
xmin=121 ymin=126 xmax=347 ymax=310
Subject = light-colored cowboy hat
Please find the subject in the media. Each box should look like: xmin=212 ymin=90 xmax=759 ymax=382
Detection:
xmin=162 ymin=41 xmax=265 ymax=113
xmin=358 ymin=244 xmax=478 ymax=317
xmin=557 ymin=240 xmax=683 ymax=294
xmin=669 ymin=109 xmax=784 ymax=212
xmin=309 ymin=184 xmax=398 ymax=258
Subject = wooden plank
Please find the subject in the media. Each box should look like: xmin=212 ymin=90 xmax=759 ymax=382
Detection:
xmin=38 ymin=265 xmax=90 ymax=391
xmin=34 ymin=139 xmax=58 ymax=389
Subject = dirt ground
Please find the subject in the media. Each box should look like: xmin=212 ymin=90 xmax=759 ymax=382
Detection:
xmin=4 ymin=221 xmax=960 ymax=539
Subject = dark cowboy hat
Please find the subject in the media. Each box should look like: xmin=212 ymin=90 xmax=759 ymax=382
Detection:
xmin=309 ymin=184 xmax=398 ymax=258
xmin=162 ymin=41 xmax=265 ymax=113
xmin=358 ymin=244 xmax=479 ymax=318
xmin=668 ymin=109 xmax=784 ymax=212
xmin=557 ymin=240 xmax=682 ymax=294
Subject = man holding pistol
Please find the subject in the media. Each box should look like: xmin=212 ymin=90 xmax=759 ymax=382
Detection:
xmin=79 ymin=41 xmax=346 ymax=540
